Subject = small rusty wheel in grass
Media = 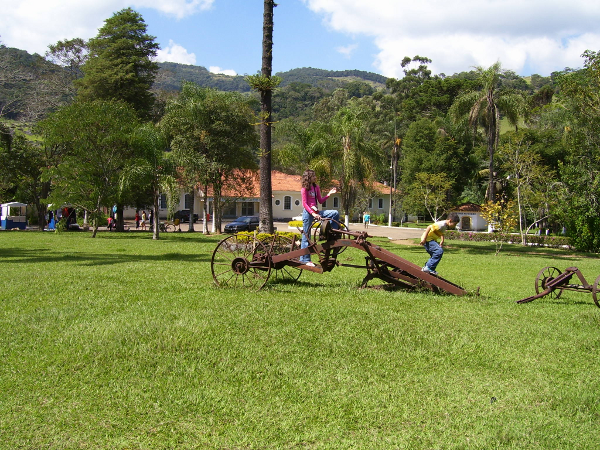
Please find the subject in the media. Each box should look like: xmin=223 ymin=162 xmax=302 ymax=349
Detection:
xmin=592 ymin=274 xmax=600 ymax=308
xmin=535 ymin=266 xmax=563 ymax=299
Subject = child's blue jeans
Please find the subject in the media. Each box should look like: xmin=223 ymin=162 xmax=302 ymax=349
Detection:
xmin=423 ymin=240 xmax=444 ymax=270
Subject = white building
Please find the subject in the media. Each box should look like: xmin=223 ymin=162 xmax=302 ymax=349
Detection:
xmin=126 ymin=170 xmax=395 ymax=222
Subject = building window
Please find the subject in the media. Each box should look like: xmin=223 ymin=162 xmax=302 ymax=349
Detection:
xmin=241 ymin=202 xmax=254 ymax=216
xmin=275 ymin=199 xmax=281 ymax=206
xmin=368 ymin=199 xmax=373 ymax=209
xmin=159 ymin=194 xmax=167 ymax=209
xmin=333 ymin=197 xmax=339 ymax=208
xmin=184 ymin=193 xmax=193 ymax=209
xmin=322 ymin=200 xmax=327 ymax=208
xmin=295 ymin=199 xmax=300 ymax=206
xmin=378 ymin=198 xmax=384 ymax=209
xmin=284 ymin=196 xmax=291 ymax=210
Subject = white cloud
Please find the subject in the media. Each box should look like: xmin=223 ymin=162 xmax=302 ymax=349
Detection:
xmin=156 ymin=40 xmax=196 ymax=64
xmin=209 ymin=66 xmax=237 ymax=76
xmin=0 ymin=0 xmax=213 ymax=56
xmin=336 ymin=43 xmax=358 ymax=58
xmin=132 ymin=0 xmax=214 ymax=20
xmin=301 ymin=0 xmax=600 ymax=76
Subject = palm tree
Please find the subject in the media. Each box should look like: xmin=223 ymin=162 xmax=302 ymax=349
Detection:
xmin=450 ymin=62 xmax=525 ymax=201
xmin=310 ymin=105 xmax=382 ymax=226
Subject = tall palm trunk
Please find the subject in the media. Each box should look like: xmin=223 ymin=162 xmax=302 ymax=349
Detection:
xmin=258 ymin=0 xmax=276 ymax=233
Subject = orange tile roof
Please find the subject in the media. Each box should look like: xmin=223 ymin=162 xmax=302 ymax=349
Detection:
xmin=451 ymin=202 xmax=482 ymax=212
xmin=201 ymin=170 xmax=394 ymax=197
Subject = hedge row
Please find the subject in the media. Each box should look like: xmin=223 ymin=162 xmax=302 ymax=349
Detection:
xmin=445 ymin=230 xmax=572 ymax=248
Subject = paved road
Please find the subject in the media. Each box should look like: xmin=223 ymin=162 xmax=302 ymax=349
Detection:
xmin=116 ymin=220 xmax=423 ymax=241
xmin=275 ymin=222 xmax=423 ymax=241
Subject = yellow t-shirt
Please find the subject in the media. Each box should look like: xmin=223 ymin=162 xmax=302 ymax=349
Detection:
xmin=422 ymin=220 xmax=449 ymax=242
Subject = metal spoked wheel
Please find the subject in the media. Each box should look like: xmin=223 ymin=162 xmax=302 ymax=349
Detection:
xmin=592 ymin=274 xmax=600 ymax=308
xmin=211 ymin=234 xmax=272 ymax=289
xmin=268 ymin=235 xmax=303 ymax=282
xmin=535 ymin=266 xmax=563 ymax=299
xmin=311 ymin=219 xmax=349 ymax=257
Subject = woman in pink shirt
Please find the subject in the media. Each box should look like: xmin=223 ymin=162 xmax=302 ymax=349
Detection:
xmin=300 ymin=169 xmax=339 ymax=266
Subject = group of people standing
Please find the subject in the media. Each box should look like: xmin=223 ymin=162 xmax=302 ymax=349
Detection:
xmin=134 ymin=210 xmax=151 ymax=230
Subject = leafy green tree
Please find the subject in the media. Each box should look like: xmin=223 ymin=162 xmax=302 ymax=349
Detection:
xmin=405 ymin=172 xmax=454 ymax=221
xmin=449 ymin=62 xmax=526 ymax=201
xmin=45 ymin=38 xmax=88 ymax=102
xmin=126 ymin=124 xmax=178 ymax=240
xmin=310 ymin=103 xmax=382 ymax=225
xmin=0 ymin=122 xmax=68 ymax=229
xmin=497 ymin=132 xmax=556 ymax=243
xmin=160 ymin=83 xmax=258 ymax=232
xmin=400 ymin=117 xmax=474 ymax=205
xmin=76 ymin=8 xmax=159 ymax=119
xmin=554 ymin=50 xmax=600 ymax=251
xmin=480 ymin=199 xmax=518 ymax=254
xmin=38 ymin=99 xmax=140 ymax=237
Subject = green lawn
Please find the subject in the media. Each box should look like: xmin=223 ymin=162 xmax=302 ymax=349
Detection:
xmin=1 ymin=231 xmax=599 ymax=449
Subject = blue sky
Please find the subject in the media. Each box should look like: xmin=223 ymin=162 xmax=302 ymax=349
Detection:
xmin=2 ymin=0 xmax=600 ymax=78
xmin=141 ymin=1 xmax=380 ymax=76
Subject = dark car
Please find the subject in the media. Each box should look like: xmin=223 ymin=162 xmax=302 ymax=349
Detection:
xmin=174 ymin=209 xmax=199 ymax=223
xmin=224 ymin=216 xmax=260 ymax=233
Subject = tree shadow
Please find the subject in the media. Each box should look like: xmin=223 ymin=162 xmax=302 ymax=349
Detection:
xmin=0 ymin=247 xmax=211 ymax=266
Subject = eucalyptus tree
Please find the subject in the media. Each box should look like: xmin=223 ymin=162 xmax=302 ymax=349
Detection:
xmin=160 ymin=83 xmax=258 ymax=233
xmin=38 ymin=99 xmax=140 ymax=237
xmin=449 ymin=62 xmax=526 ymax=201
xmin=45 ymin=38 xmax=88 ymax=102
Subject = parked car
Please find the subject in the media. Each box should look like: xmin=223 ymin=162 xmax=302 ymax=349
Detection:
xmin=224 ymin=216 xmax=260 ymax=233
xmin=174 ymin=209 xmax=199 ymax=223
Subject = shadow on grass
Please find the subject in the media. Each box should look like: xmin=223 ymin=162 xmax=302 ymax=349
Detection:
xmin=391 ymin=240 xmax=599 ymax=262
xmin=0 ymin=247 xmax=212 ymax=266
xmin=95 ymin=231 xmax=224 ymax=242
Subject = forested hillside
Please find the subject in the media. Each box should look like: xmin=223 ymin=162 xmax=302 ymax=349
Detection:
xmin=3 ymin=35 xmax=600 ymax=251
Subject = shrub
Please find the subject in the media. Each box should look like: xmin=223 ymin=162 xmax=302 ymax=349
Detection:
xmin=445 ymin=230 xmax=572 ymax=248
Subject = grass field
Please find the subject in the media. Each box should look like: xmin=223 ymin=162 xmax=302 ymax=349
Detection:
xmin=1 ymin=231 xmax=599 ymax=449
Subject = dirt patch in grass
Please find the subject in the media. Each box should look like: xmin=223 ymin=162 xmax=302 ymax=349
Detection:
xmin=390 ymin=239 xmax=419 ymax=246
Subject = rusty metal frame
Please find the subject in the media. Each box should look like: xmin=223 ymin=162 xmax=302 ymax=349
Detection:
xmin=213 ymin=218 xmax=467 ymax=295
xmin=517 ymin=266 xmax=600 ymax=308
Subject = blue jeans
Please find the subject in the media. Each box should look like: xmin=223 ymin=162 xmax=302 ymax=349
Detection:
xmin=423 ymin=240 xmax=444 ymax=271
xmin=300 ymin=209 xmax=340 ymax=262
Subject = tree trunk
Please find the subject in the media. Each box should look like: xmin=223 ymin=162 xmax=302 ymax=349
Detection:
xmin=152 ymin=186 xmax=160 ymax=240
xmin=187 ymin=190 xmax=195 ymax=232
xmin=202 ymin=183 xmax=209 ymax=234
xmin=116 ymin=204 xmax=125 ymax=232
xmin=258 ymin=0 xmax=276 ymax=234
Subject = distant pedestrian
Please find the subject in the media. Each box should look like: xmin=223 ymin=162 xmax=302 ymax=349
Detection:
xmin=141 ymin=211 xmax=147 ymax=230
xmin=363 ymin=211 xmax=370 ymax=229
xmin=135 ymin=211 xmax=140 ymax=229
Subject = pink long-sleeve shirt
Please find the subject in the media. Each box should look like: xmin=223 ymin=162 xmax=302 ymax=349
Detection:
xmin=301 ymin=184 xmax=329 ymax=214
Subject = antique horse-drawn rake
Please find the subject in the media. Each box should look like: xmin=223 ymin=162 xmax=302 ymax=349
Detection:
xmin=211 ymin=218 xmax=467 ymax=295
xmin=517 ymin=266 xmax=600 ymax=308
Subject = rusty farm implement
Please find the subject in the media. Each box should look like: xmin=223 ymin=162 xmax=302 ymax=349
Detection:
xmin=517 ymin=266 xmax=600 ymax=308
xmin=211 ymin=218 xmax=467 ymax=296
